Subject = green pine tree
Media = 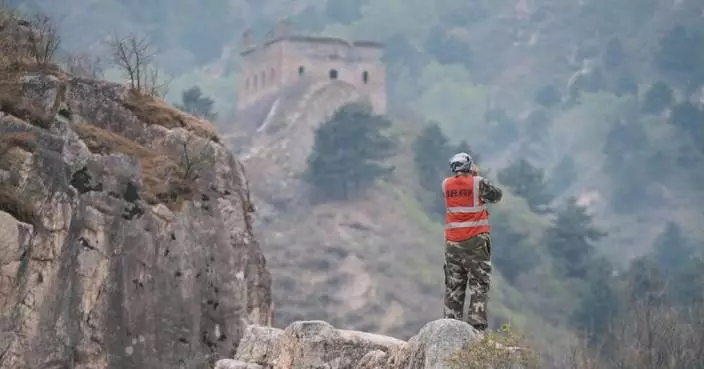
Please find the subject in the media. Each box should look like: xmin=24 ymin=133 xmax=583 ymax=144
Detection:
xmin=175 ymin=85 xmax=217 ymax=121
xmin=497 ymin=159 xmax=553 ymax=212
xmin=491 ymin=212 xmax=539 ymax=283
xmin=641 ymin=81 xmax=673 ymax=114
xmin=304 ymin=103 xmax=396 ymax=202
xmin=412 ymin=122 xmax=451 ymax=193
xmin=453 ymin=139 xmax=479 ymax=163
xmin=570 ymin=258 xmax=621 ymax=345
xmin=412 ymin=122 xmax=453 ymax=217
xmin=653 ymin=222 xmax=693 ymax=273
xmin=411 ymin=124 xmax=483 ymax=218
xmin=544 ymin=197 xmax=606 ymax=279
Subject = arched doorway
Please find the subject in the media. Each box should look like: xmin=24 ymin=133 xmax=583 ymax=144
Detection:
xmin=329 ymin=69 xmax=338 ymax=80
xmin=362 ymin=71 xmax=369 ymax=84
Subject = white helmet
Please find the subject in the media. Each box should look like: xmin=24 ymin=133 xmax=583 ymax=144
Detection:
xmin=449 ymin=152 xmax=473 ymax=174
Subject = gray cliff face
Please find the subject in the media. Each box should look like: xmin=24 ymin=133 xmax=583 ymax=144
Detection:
xmin=0 ymin=72 xmax=272 ymax=369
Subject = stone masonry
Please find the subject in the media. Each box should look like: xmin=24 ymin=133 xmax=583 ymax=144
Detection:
xmin=237 ymin=20 xmax=387 ymax=115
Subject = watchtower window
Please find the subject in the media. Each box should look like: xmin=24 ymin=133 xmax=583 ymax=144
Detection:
xmin=253 ymin=75 xmax=257 ymax=89
xmin=362 ymin=71 xmax=369 ymax=84
xmin=298 ymin=66 xmax=305 ymax=76
xmin=260 ymin=71 xmax=265 ymax=86
xmin=270 ymin=68 xmax=276 ymax=83
xmin=329 ymin=69 xmax=338 ymax=80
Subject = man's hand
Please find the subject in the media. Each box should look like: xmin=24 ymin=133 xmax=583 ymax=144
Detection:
xmin=471 ymin=164 xmax=479 ymax=175
xmin=478 ymin=177 xmax=503 ymax=203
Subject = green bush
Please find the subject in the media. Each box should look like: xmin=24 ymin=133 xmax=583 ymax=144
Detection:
xmin=448 ymin=324 xmax=541 ymax=369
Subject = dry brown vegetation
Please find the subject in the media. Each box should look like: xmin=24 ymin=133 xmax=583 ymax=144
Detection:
xmin=122 ymin=89 xmax=220 ymax=142
xmin=61 ymin=51 xmax=103 ymax=79
xmin=178 ymin=135 xmax=216 ymax=181
xmin=449 ymin=324 xmax=542 ymax=369
xmin=0 ymin=5 xmax=219 ymax=213
xmin=0 ymin=75 xmax=58 ymax=129
xmin=0 ymin=130 xmax=37 ymax=174
xmin=0 ymin=5 xmax=63 ymax=129
xmin=102 ymin=32 xmax=225 ymax=145
xmin=550 ymin=269 xmax=704 ymax=369
xmin=0 ymin=131 xmax=37 ymax=154
xmin=104 ymin=34 xmax=221 ymax=144
xmin=0 ymin=183 xmax=38 ymax=226
xmin=70 ymin=122 xmax=200 ymax=210
xmin=105 ymin=33 xmax=169 ymax=97
xmin=561 ymin=304 xmax=704 ymax=369
xmin=25 ymin=13 xmax=60 ymax=67
xmin=0 ymin=5 xmax=61 ymax=70
xmin=102 ymin=32 xmax=224 ymax=145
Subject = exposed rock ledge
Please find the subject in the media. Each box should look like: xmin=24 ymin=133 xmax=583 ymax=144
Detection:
xmin=215 ymin=319 xmax=480 ymax=369
xmin=1 ymin=70 xmax=272 ymax=369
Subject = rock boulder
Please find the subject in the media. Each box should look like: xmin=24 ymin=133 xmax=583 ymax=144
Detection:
xmin=217 ymin=319 xmax=481 ymax=369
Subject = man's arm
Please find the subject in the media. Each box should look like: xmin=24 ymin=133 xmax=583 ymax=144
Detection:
xmin=479 ymin=177 xmax=503 ymax=203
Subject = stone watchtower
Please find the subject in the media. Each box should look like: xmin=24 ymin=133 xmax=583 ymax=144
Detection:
xmin=236 ymin=20 xmax=387 ymax=116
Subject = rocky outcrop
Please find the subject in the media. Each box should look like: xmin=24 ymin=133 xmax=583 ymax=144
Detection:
xmin=0 ymin=70 xmax=272 ymax=368
xmin=215 ymin=319 xmax=481 ymax=369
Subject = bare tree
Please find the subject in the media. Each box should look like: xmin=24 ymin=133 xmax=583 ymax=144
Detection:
xmin=560 ymin=279 xmax=704 ymax=369
xmin=0 ymin=3 xmax=24 ymax=66
xmin=26 ymin=13 xmax=60 ymax=67
xmin=178 ymin=135 xmax=215 ymax=182
xmin=105 ymin=33 xmax=169 ymax=96
xmin=145 ymin=61 xmax=171 ymax=98
xmin=62 ymin=52 xmax=103 ymax=79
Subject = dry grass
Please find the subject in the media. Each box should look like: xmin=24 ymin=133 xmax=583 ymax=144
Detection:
xmin=0 ymin=183 xmax=38 ymax=226
xmin=0 ymin=131 xmax=37 ymax=172
xmin=71 ymin=122 xmax=197 ymax=210
xmin=122 ymin=90 xmax=220 ymax=143
xmin=448 ymin=324 xmax=542 ymax=369
xmin=0 ymin=6 xmax=65 ymax=129
xmin=0 ymin=131 xmax=38 ymax=153
xmin=0 ymin=91 xmax=55 ymax=129
xmin=0 ymin=8 xmax=204 ymax=212
xmin=560 ymin=302 xmax=704 ymax=369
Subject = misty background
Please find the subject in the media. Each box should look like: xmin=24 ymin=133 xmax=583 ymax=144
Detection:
xmin=6 ymin=0 xmax=704 ymax=366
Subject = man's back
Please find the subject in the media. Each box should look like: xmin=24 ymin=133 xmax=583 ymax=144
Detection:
xmin=443 ymin=174 xmax=503 ymax=242
xmin=442 ymin=153 xmax=503 ymax=331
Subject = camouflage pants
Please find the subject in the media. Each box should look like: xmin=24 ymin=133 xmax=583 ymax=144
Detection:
xmin=443 ymin=233 xmax=492 ymax=330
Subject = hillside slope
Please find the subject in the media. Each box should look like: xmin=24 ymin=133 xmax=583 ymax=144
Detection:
xmin=234 ymin=80 xmax=568 ymax=344
xmin=307 ymin=0 xmax=704 ymax=264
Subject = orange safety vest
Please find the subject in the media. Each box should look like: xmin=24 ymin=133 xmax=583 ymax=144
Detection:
xmin=442 ymin=175 xmax=491 ymax=242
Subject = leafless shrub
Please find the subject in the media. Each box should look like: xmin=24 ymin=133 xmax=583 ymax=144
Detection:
xmin=25 ymin=13 xmax=60 ymax=67
xmin=1 ymin=6 xmax=61 ymax=117
xmin=178 ymin=135 xmax=215 ymax=182
xmin=0 ymin=4 xmax=25 ymax=66
xmin=561 ymin=280 xmax=704 ymax=369
xmin=0 ymin=183 xmax=39 ymax=226
xmin=449 ymin=324 xmax=542 ymax=369
xmin=62 ymin=52 xmax=103 ymax=78
xmin=145 ymin=61 xmax=171 ymax=97
xmin=105 ymin=33 xmax=170 ymax=97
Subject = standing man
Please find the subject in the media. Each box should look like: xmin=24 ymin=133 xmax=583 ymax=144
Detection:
xmin=442 ymin=152 xmax=503 ymax=331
